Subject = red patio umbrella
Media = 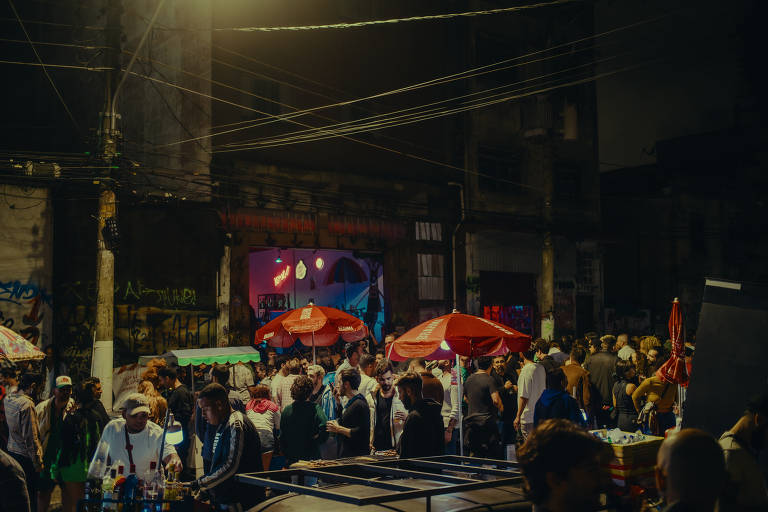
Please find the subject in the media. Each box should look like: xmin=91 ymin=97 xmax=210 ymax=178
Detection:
xmin=386 ymin=310 xmax=531 ymax=360
xmin=386 ymin=310 xmax=530 ymax=457
xmin=254 ymin=303 xmax=367 ymax=361
xmin=657 ymin=298 xmax=689 ymax=386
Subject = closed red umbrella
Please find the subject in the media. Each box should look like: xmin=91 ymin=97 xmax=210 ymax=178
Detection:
xmin=657 ymin=298 xmax=689 ymax=386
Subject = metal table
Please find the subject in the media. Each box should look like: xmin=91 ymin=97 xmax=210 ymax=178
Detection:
xmin=237 ymin=455 xmax=527 ymax=512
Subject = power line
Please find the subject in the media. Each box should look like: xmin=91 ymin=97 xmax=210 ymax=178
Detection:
xmin=213 ymin=59 xmax=658 ymax=153
xmin=0 ymin=59 xmax=110 ymax=71
xmin=210 ymin=0 xmax=580 ymax=32
xmin=0 ymin=16 xmax=105 ymax=31
xmin=162 ymin=14 xmax=666 ymax=148
xmin=7 ymin=0 xmax=80 ymax=131
xmin=219 ymin=50 xmax=611 ymax=149
xmin=125 ymin=49 xmax=446 ymax=157
xmin=0 ymin=37 xmax=110 ymax=50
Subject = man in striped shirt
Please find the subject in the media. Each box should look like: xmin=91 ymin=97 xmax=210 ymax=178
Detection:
xmin=3 ymin=373 xmax=42 ymax=512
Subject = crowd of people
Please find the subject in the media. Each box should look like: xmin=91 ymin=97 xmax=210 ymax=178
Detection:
xmin=0 ymin=332 xmax=765 ymax=511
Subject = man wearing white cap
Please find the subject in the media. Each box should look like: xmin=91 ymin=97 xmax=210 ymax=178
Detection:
xmin=35 ymin=375 xmax=75 ymax=512
xmin=95 ymin=393 xmax=182 ymax=477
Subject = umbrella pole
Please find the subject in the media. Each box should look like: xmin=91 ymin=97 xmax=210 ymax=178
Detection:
xmin=312 ymin=331 xmax=316 ymax=364
xmin=456 ymin=353 xmax=464 ymax=457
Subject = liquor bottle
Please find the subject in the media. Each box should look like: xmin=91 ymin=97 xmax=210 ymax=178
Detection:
xmin=101 ymin=469 xmax=117 ymax=512
xmin=124 ymin=463 xmax=139 ymax=505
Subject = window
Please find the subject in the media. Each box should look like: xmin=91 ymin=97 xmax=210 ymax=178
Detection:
xmin=418 ymin=254 xmax=445 ymax=300
xmin=415 ymin=222 xmax=442 ymax=241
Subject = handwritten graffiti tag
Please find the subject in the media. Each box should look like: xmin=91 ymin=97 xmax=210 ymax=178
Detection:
xmin=0 ymin=280 xmax=52 ymax=306
xmin=59 ymin=279 xmax=199 ymax=308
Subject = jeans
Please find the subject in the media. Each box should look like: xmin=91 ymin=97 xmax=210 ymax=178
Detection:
xmin=520 ymin=422 xmax=534 ymax=441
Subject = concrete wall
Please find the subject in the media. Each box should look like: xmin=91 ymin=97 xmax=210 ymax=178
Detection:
xmin=0 ymin=186 xmax=53 ymax=350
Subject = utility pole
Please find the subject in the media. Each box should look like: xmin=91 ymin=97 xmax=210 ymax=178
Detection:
xmin=537 ymin=141 xmax=555 ymax=341
xmin=92 ymin=0 xmax=122 ymax=412
xmin=92 ymin=0 xmax=169 ymax=411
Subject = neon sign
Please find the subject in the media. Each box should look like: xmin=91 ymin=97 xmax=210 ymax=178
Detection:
xmin=296 ymin=259 xmax=307 ymax=280
xmin=273 ymin=266 xmax=291 ymax=287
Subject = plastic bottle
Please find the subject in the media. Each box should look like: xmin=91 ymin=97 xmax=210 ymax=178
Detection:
xmin=87 ymin=441 xmax=111 ymax=480
xmin=102 ymin=469 xmax=117 ymax=512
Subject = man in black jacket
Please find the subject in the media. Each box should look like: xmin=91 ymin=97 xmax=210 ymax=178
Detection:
xmin=395 ymin=372 xmax=444 ymax=459
xmin=583 ymin=336 xmax=618 ymax=428
xmin=191 ymin=383 xmax=263 ymax=510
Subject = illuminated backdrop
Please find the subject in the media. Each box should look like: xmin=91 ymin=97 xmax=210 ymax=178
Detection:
xmin=249 ymin=248 xmax=385 ymax=341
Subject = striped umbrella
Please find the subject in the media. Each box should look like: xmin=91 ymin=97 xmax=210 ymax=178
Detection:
xmin=0 ymin=325 xmax=45 ymax=362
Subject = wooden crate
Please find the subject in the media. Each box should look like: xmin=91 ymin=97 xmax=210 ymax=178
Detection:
xmin=591 ymin=430 xmax=663 ymax=471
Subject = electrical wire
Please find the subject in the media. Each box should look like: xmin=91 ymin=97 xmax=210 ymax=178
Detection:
xmin=160 ymin=14 xmax=666 ymax=148
xmin=7 ymin=0 xmax=80 ymax=131
xmin=125 ymin=48 xmax=453 ymax=156
xmin=218 ymin=51 xmax=614 ymax=149
xmin=0 ymin=37 xmax=110 ymax=50
xmin=0 ymin=59 xmax=110 ymax=71
xmin=208 ymin=0 xmax=580 ymax=32
xmin=0 ymin=16 xmax=105 ymax=31
xmin=217 ymin=60 xmax=656 ymax=152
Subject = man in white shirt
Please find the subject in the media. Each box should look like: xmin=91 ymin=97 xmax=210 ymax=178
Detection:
xmin=336 ymin=342 xmax=362 ymax=373
xmin=269 ymin=355 xmax=289 ymax=402
xmin=616 ymin=334 xmax=636 ymax=361
xmin=95 ymin=393 xmax=182 ymax=476
xmin=358 ymin=354 xmax=377 ymax=398
xmin=275 ymin=359 xmax=300 ymax=411
xmin=437 ymin=360 xmax=460 ymax=455
xmin=514 ymin=348 xmax=546 ymax=440
xmin=227 ymin=362 xmax=255 ymax=403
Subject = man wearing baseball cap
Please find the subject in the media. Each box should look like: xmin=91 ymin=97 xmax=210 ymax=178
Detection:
xmin=94 ymin=393 xmax=182 ymax=478
xmin=35 ymin=375 xmax=75 ymax=512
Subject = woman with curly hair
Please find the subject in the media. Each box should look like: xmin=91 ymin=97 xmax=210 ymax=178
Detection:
xmin=279 ymin=375 xmax=328 ymax=466
xmin=137 ymin=380 xmax=168 ymax=426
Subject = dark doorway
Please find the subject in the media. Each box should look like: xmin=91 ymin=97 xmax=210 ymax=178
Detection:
xmin=576 ymin=295 xmax=594 ymax=334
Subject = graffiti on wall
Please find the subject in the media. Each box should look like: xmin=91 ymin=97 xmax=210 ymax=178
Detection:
xmin=115 ymin=305 xmax=216 ymax=356
xmin=0 ymin=279 xmax=52 ymax=347
xmin=60 ymin=280 xmax=199 ymax=308
xmin=55 ymin=280 xmax=215 ymax=380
